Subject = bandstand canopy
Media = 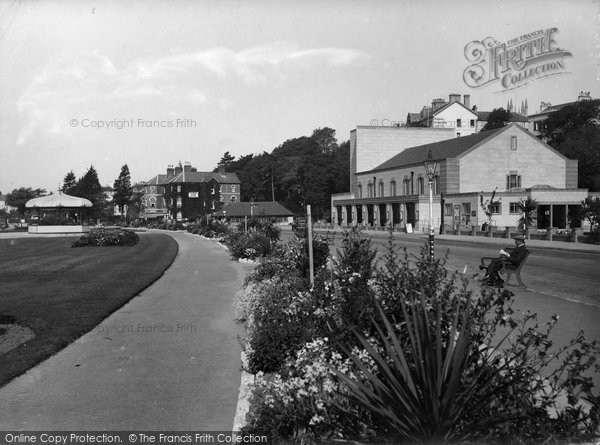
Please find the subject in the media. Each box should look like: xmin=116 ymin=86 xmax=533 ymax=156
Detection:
xmin=26 ymin=191 xmax=93 ymax=209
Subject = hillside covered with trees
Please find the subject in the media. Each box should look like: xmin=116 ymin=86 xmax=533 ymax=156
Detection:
xmin=215 ymin=127 xmax=349 ymax=220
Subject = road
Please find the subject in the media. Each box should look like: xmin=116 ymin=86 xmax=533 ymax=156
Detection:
xmin=282 ymin=227 xmax=600 ymax=360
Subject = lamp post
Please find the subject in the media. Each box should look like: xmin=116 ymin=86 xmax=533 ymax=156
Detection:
xmin=423 ymin=149 xmax=438 ymax=261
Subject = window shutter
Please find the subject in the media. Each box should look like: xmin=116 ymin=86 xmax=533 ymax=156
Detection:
xmin=506 ymin=175 xmax=510 ymax=190
xmin=518 ymin=175 xmax=522 ymax=188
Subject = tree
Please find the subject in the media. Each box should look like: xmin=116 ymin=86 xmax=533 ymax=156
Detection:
xmin=311 ymin=127 xmax=338 ymax=154
xmin=552 ymin=123 xmax=600 ymax=191
xmin=75 ymin=165 xmax=106 ymax=219
xmin=479 ymin=188 xmax=501 ymax=229
xmin=5 ymin=187 xmax=46 ymax=215
xmin=113 ymin=164 xmax=133 ymax=218
xmin=482 ymin=108 xmax=511 ymax=131
xmin=62 ymin=171 xmax=77 ymax=195
xmin=219 ymin=151 xmax=236 ymax=170
xmin=542 ymin=99 xmax=600 ymax=145
xmin=581 ymin=196 xmax=600 ymax=231
xmin=516 ymin=196 xmax=537 ymax=235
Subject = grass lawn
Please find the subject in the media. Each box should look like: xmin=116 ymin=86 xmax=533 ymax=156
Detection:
xmin=0 ymin=233 xmax=178 ymax=387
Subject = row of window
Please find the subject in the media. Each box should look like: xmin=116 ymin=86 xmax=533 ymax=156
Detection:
xmin=358 ymin=176 xmax=440 ymax=198
xmin=444 ymin=202 xmax=523 ymax=216
xmin=169 ymin=184 xmax=237 ymax=193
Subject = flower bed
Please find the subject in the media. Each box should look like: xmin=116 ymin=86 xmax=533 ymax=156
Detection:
xmin=237 ymin=230 xmax=600 ymax=444
xmin=72 ymin=228 xmax=139 ymax=247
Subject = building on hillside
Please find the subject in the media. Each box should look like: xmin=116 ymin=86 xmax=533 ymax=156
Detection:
xmin=331 ymin=123 xmax=588 ymax=232
xmin=407 ymin=93 xmax=531 ymax=134
xmin=141 ymin=162 xmax=241 ymax=221
xmin=529 ymin=91 xmax=594 ymax=139
xmin=214 ymin=201 xmax=295 ymax=224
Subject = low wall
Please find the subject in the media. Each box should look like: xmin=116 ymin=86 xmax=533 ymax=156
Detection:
xmin=28 ymin=225 xmax=90 ymax=234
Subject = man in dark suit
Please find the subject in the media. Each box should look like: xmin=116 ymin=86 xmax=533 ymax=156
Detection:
xmin=480 ymin=235 xmax=527 ymax=286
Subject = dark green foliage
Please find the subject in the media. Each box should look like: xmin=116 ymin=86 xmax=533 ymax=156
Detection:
xmin=112 ymin=164 xmax=133 ymax=215
xmin=72 ymin=228 xmax=139 ymax=247
xmin=186 ymin=219 xmax=230 ymax=238
xmin=482 ymin=108 xmax=511 ymax=131
xmin=214 ymin=128 xmax=350 ymax=221
xmin=236 ymin=218 xmax=281 ymax=241
xmin=5 ymin=187 xmax=46 ymax=215
xmin=246 ymin=276 xmax=314 ymax=373
xmin=223 ymin=231 xmax=274 ymax=260
xmin=61 ymin=171 xmax=77 ymax=195
xmin=74 ymin=165 xmax=107 ymax=219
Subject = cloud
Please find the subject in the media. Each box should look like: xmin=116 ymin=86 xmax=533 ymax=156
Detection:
xmin=16 ymin=43 xmax=370 ymax=144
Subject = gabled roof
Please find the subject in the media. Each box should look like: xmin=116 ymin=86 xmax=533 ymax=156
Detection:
xmin=430 ymin=99 xmax=478 ymax=117
xmin=167 ymin=171 xmax=241 ymax=184
xmin=370 ymin=125 xmax=508 ymax=172
xmin=146 ymin=174 xmax=174 ymax=186
xmin=528 ymin=101 xmax=579 ymax=118
xmin=215 ymin=201 xmax=294 ymax=217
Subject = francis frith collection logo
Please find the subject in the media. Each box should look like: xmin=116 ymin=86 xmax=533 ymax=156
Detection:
xmin=463 ymin=27 xmax=572 ymax=91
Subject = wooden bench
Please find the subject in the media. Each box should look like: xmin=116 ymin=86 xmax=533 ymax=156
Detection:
xmin=480 ymin=249 xmax=531 ymax=288
xmin=319 ymin=231 xmax=336 ymax=245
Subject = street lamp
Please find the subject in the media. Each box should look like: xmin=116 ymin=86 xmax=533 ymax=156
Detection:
xmin=423 ymin=149 xmax=438 ymax=261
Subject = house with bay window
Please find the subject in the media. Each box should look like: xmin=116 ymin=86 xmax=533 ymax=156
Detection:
xmin=331 ymin=123 xmax=587 ymax=232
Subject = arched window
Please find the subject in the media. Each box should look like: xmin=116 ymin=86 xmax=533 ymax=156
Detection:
xmin=149 ymin=197 xmax=156 ymax=208
xmin=378 ymin=182 xmax=384 ymax=197
xmin=368 ymin=183 xmax=373 ymax=198
xmin=150 ymin=186 xmax=155 ymax=194
xmin=433 ymin=176 xmax=440 ymax=194
xmin=357 ymin=184 xmax=363 ymax=199
xmin=142 ymin=198 xmax=147 ymax=207
xmin=403 ymin=179 xmax=410 ymax=195
xmin=230 ymin=196 xmax=237 ymax=202
xmin=231 ymin=185 xmax=236 ymax=193
xmin=390 ymin=180 xmax=397 ymax=196
xmin=417 ymin=177 xmax=425 ymax=195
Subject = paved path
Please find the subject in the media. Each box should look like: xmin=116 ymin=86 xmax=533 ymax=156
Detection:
xmin=0 ymin=231 xmax=253 ymax=430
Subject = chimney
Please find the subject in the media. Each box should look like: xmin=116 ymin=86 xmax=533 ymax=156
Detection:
xmin=183 ymin=161 xmax=192 ymax=172
xmin=431 ymin=98 xmax=446 ymax=112
xmin=174 ymin=162 xmax=183 ymax=174
xmin=449 ymin=93 xmax=461 ymax=103
xmin=463 ymin=94 xmax=470 ymax=109
xmin=166 ymin=164 xmax=175 ymax=176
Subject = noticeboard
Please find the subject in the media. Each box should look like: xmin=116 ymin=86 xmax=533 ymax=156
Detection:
xmin=405 ymin=223 xmax=413 ymax=234
xmin=297 ymin=217 xmax=307 ymax=230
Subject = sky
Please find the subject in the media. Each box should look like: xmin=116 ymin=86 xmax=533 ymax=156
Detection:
xmin=1 ymin=0 xmax=599 ymax=193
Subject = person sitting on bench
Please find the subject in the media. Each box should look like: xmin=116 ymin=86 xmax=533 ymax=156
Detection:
xmin=480 ymin=235 xmax=527 ymax=286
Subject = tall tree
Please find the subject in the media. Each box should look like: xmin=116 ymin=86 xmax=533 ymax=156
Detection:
xmin=554 ymin=124 xmax=600 ymax=191
xmin=113 ymin=164 xmax=133 ymax=216
xmin=219 ymin=151 xmax=236 ymax=170
xmin=5 ymin=187 xmax=46 ymax=215
xmin=311 ymin=127 xmax=338 ymax=154
xmin=76 ymin=165 xmax=106 ymax=218
xmin=482 ymin=108 xmax=511 ymax=131
xmin=62 ymin=171 xmax=77 ymax=195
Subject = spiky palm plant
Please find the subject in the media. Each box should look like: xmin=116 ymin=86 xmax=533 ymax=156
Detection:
xmin=516 ymin=196 xmax=538 ymax=236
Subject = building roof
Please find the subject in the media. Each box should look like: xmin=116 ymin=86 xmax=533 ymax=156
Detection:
xmin=25 ymin=191 xmax=93 ymax=208
xmin=476 ymin=111 xmax=529 ymax=123
xmin=409 ymin=100 xmax=478 ymax=126
xmin=146 ymin=174 xmax=174 ymax=186
xmin=215 ymin=201 xmax=294 ymax=217
xmin=370 ymin=125 xmax=508 ymax=172
xmin=168 ymin=171 xmax=241 ymax=184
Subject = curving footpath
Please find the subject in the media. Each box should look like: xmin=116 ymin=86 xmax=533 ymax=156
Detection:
xmin=0 ymin=231 xmax=253 ymax=430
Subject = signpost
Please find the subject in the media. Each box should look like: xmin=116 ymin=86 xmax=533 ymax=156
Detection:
xmin=306 ymin=205 xmax=314 ymax=287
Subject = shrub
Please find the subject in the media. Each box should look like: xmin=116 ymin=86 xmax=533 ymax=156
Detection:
xmin=245 ymin=276 xmax=315 ymax=374
xmin=243 ymin=233 xmax=600 ymax=444
xmin=236 ymin=218 xmax=281 ymax=241
xmin=72 ymin=228 xmax=139 ymax=247
xmin=223 ymin=230 xmax=274 ymax=260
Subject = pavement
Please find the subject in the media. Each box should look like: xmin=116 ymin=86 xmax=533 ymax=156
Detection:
xmin=309 ymin=226 xmax=600 ymax=254
xmin=0 ymin=230 xmax=253 ymax=430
